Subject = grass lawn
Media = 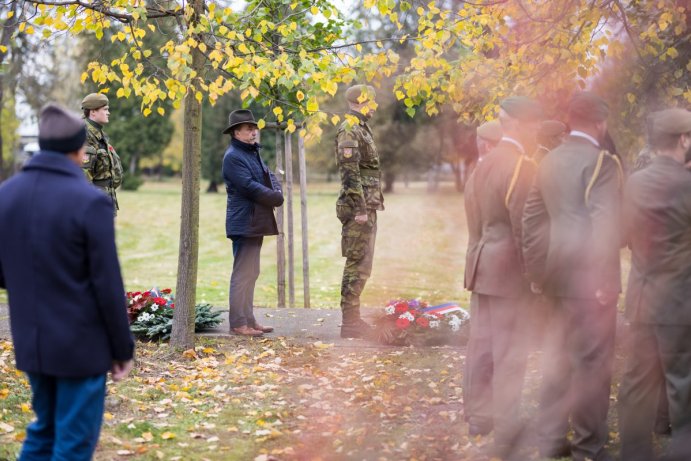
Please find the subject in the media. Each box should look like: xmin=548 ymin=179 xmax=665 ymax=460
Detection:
xmin=58 ymin=179 xmax=470 ymax=310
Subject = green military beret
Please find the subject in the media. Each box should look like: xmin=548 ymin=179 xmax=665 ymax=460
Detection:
xmin=476 ymin=120 xmax=502 ymax=143
xmin=499 ymin=96 xmax=543 ymax=121
xmin=81 ymin=93 xmax=109 ymax=110
xmin=345 ymin=84 xmax=376 ymax=104
xmin=538 ymin=120 xmax=567 ymax=138
xmin=568 ymin=92 xmax=608 ymax=123
xmin=650 ymin=108 xmax=691 ymax=137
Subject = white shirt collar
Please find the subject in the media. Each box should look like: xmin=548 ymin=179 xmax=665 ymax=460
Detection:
xmin=569 ymin=130 xmax=600 ymax=148
xmin=500 ymin=136 xmax=525 ymax=155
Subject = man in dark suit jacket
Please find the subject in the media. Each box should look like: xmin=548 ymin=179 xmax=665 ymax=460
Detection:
xmin=222 ymin=109 xmax=284 ymax=337
xmin=617 ymin=108 xmax=691 ymax=461
xmin=522 ymin=92 xmax=623 ymax=461
xmin=463 ymin=96 xmax=541 ymax=457
xmin=0 ymin=103 xmax=134 ymax=460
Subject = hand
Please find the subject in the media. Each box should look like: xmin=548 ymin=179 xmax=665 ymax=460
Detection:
xmin=530 ymin=282 xmax=543 ymax=294
xmin=110 ymin=359 xmax=134 ymax=382
xmin=595 ymin=289 xmax=616 ymax=306
xmin=354 ymin=213 xmax=368 ymax=224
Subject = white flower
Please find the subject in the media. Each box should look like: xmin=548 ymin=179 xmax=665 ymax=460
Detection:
xmin=139 ymin=313 xmax=152 ymax=322
xmin=151 ymin=305 xmax=158 ymax=312
xmin=134 ymin=294 xmax=142 ymax=301
xmin=400 ymin=311 xmax=415 ymax=321
xmin=448 ymin=315 xmax=463 ymax=332
xmin=385 ymin=305 xmax=395 ymax=315
xmin=429 ymin=320 xmax=441 ymax=329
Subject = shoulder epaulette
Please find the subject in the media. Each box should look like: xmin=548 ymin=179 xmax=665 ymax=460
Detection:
xmin=585 ymin=150 xmax=624 ymax=206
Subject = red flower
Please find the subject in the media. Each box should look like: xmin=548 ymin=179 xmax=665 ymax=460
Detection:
xmin=170 ymin=303 xmax=175 ymax=309
xmin=154 ymin=297 xmax=167 ymax=306
xmin=415 ymin=317 xmax=430 ymax=328
xmin=161 ymin=288 xmax=172 ymax=294
xmin=396 ymin=317 xmax=411 ymax=329
xmin=394 ymin=302 xmax=408 ymax=314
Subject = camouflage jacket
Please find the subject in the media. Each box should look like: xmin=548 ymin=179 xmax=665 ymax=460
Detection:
xmin=83 ymin=119 xmax=123 ymax=212
xmin=335 ymin=111 xmax=384 ymax=221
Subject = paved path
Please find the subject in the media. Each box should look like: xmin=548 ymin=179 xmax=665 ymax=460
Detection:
xmin=0 ymin=304 xmax=391 ymax=348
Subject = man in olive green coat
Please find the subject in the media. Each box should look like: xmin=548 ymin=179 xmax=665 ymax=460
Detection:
xmin=335 ymin=85 xmax=384 ymax=339
xmin=81 ymin=93 xmax=124 ymax=215
xmin=618 ymin=108 xmax=691 ymax=461
xmin=522 ymin=92 xmax=623 ymax=461
xmin=463 ymin=96 xmax=541 ymax=457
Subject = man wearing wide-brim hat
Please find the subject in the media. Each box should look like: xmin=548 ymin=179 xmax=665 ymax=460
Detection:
xmin=618 ymin=107 xmax=691 ymax=461
xmin=522 ymin=91 xmax=623 ymax=461
xmin=222 ymin=109 xmax=284 ymax=337
xmin=81 ymin=92 xmax=124 ymax=215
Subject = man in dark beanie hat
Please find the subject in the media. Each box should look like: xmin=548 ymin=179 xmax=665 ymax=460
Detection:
xmin=618 ymin=107 xmax=691 ymax=461
xmin=522 ymin=91 xmax=623 ymax=461
xmin=0 ymin=103 xmax=134 ymax=460
xmin=462 ymin=96 xmax=541 ymax=457
xmin=222 ymin=109 xmax=283 ymax=337
xmin=81 ymin=92 xmax=123 ymax=215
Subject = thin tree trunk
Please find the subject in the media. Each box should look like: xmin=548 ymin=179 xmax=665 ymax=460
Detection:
xmin=170 ymin=0 xmax=204 ymax=349
xmin=206 ymin=180 xmax=218 ymax=193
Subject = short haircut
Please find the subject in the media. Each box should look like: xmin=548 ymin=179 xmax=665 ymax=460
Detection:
xmin=650 ymin=131 xmax=686 ymax=151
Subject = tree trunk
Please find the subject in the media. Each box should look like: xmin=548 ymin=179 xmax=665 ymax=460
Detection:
xmin=170 ymin=0 xmax=204 ymax=349
xmin=129 ymin=154 xmax=138 ymax=175
xmin=383 ymin=170 xmax=395 ymax=193
xmin=206 ymin=180 xmax=218 ymax=193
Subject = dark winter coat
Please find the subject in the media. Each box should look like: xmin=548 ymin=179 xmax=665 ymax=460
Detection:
xmin=0 ymin=151 xmax=134 ymax=377
xmin=222 ymin=138 xmax=283 ymax=238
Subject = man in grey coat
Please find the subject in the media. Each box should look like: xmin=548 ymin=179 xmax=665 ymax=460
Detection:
xmin=522 ymin=92 xmax=623 ymax=461
xmin=618 ymin=108 xmax=691 ymax=461
xmin=463 ymin=96 xmax=541 ymax=457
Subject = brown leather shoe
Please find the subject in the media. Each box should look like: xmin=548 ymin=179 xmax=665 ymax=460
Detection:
xmin=231 ymin=325 xmax=263 ymax=337
xmin=252 ymin=323 xmax=274 ymax=333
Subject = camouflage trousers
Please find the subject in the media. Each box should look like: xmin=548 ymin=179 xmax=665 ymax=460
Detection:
xmin=94 ymin=183 xmax=119 ymax=216
xmin=340 ymin=210 xmax=377 ymax=324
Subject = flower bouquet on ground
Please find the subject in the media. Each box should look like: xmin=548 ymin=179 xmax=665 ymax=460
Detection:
xmin=127 ymin=288 xmax=223 ymax=340
xmin=375 ymin=299 xmax=470 ymax=346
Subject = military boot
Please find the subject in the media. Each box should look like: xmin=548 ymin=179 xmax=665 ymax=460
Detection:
xmin=340 ymin=318 xmax=373 ymax=339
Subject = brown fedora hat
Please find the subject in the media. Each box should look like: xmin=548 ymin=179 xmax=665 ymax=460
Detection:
xmin=222 ymin=109 xmax=258 ymax=134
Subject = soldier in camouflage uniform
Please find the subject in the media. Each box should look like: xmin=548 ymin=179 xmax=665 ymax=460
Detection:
xmin=335 ymin=84 xmax=384 ymax=338
xmin=81 ymin=93 xmax=124 ymax=215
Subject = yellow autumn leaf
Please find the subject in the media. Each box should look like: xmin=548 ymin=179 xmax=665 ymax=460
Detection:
xmin=296 ymin=90 xmax=305 ymax=102
xmin=143 ymin=108 xmax=152 ymax=117
xmin=103 ymin=412 xmax=114 ymax=421
xmin=157 ymin=107 xmax=165 ymax=116
xmin=306 ymin=99 xmax=318 ymax=112
xmin=257 ymin=119 xmax=266 ymax=129
xmin=160 ymin=432 xmax=176 ymax=440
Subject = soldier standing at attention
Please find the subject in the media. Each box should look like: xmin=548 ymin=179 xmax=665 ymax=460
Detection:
xmin=522 ymin=92 xmax=623 ymax=461
xmin=81 ymin=93 xmax=124 ymax=215
xmin=617 ymin=108 xmax=691 ymax=461
xmin=463 ymin=96 xmax=542 ymax=457
xmin=336 ymin=84 xmax=384 ymax=339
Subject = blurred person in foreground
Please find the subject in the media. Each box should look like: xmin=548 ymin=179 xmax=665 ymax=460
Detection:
xmin=522 ymin=92 xmax=623 ymax=461
xmin=463 ymin=96 xmax=542 ymax=458
xmin=0 ymin=103 xmax=134 ymax=460
xmin=222 ymin=109 xmax=284 ymax=337
xmin=617 ymin=108 xmax=691 ymax=461
xmin=335 ymin=84 xmax=384 ymax=339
